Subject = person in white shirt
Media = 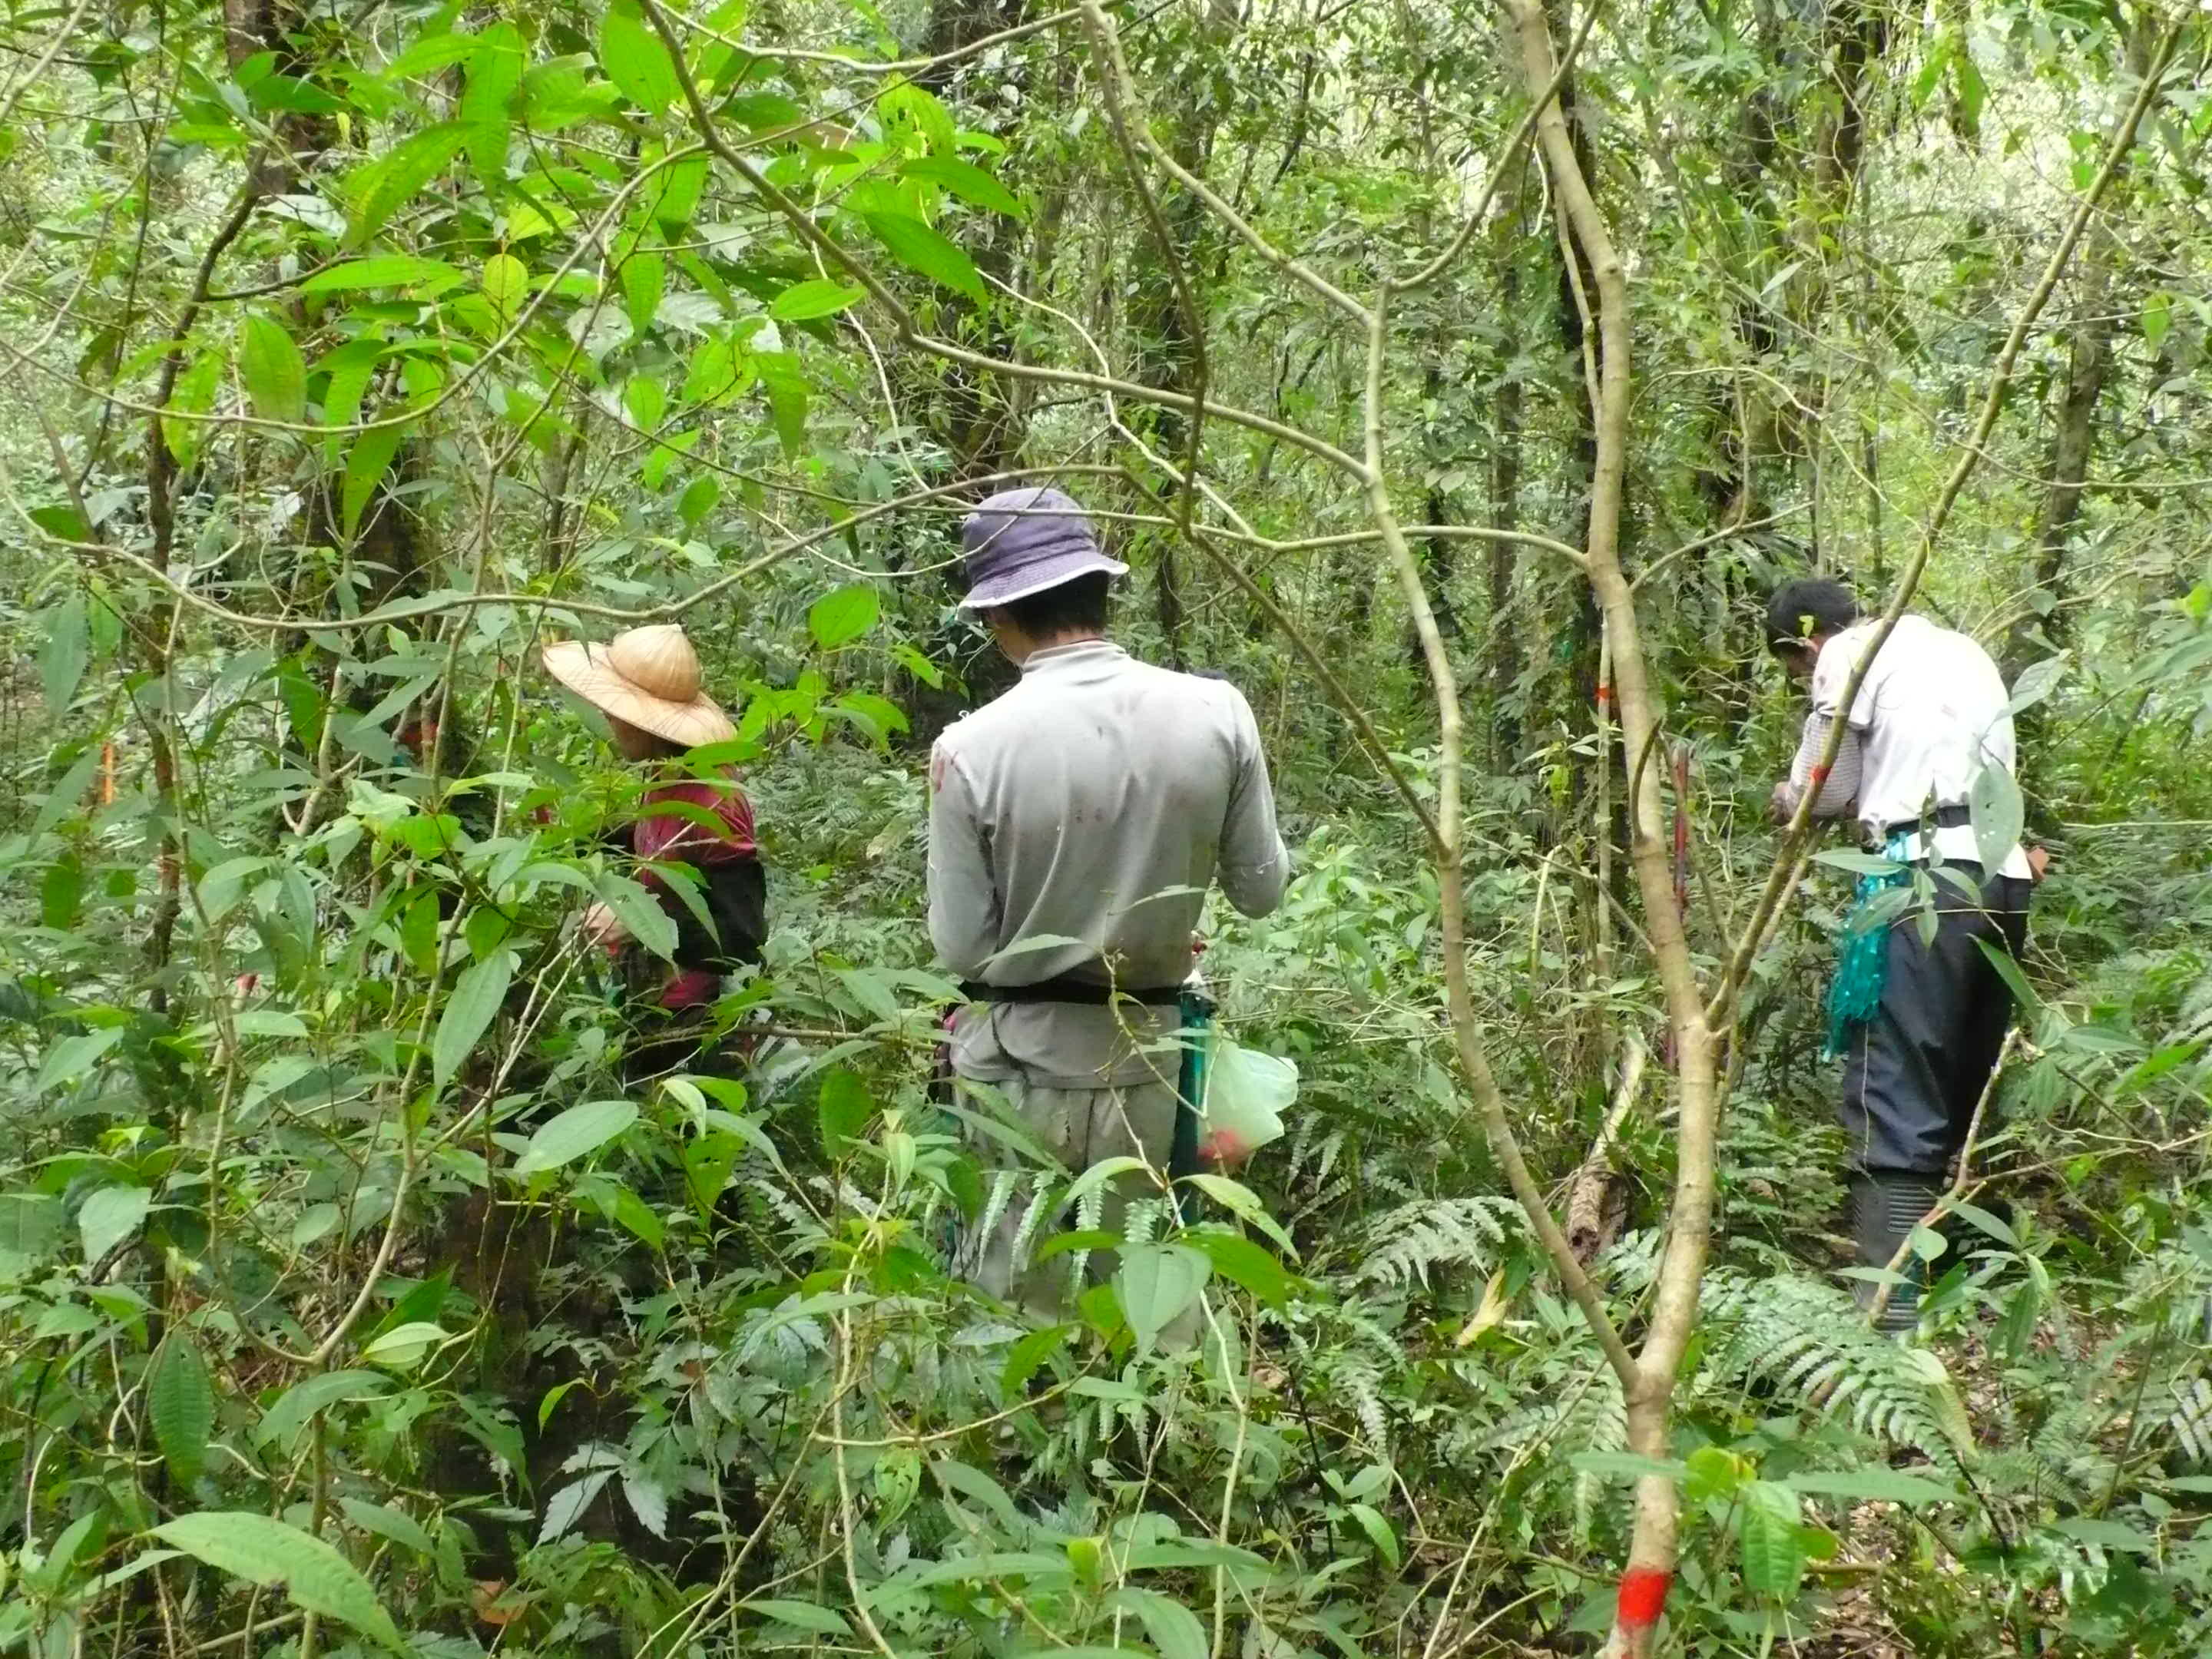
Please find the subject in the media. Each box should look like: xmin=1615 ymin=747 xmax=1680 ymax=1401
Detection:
xmin=928 ymin=487 xmax=1290 ymax=1325
xmin=1767 ymin=578 xmax=2038 ymax=1334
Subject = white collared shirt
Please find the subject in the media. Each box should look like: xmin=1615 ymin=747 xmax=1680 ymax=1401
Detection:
xmin=1810 ymin=614 xmax=2032 ymax=879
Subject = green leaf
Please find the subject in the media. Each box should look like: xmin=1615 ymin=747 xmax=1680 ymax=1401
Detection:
xmin=148 ymin=1333 xmax=216 ymax=1488
xmin=1183 ymin=1230 xmax=1291 ymax=1309
xmin=337 ymin=1497 xmax=434 ymax=1557
xmin=1571 ymin=1451 xmax=1687 ymax=1484
xmin=239 ymin=315 xmax=306 ymax=423
xmin=383 ymin=30 xmax=479 ymax=80
xmin=624 ymin=374 xmax=666 ymax=432
xmin=78 ymin=1185 xmax=151 ymax=1263
xmin=904 ymin=155 xmax=1025 ymax=217
xmin=153 ymin=1512 xmax=402 ymax=1649
xmin=40 ymin=595 xmax=89 ymax=713
xmin=164 ymin=350 xmax=221 ymax=465
xmin=481 ymin=252 xmax=528 ymax=320
xmin=1969 ymin=761 xmax=2025 ymax=876
xmin=1786 ymin=1469 xmax=1959 ymax=1506
xmin=255 ymin=1370 xmax=389 ymax=1449
xmin=341 ymin=419 xmax=409 ymax=538
xmin=1178 ymin=1173 xmax=1298 ymax=1257
xmin=1949 ymin=1200 xmax=2018 ymax=1248
xmin=680 ymin=330 xmax=750 ymax=407
xmin=807 ymin=584 xmax=880 ymax=650
xmin=1344 ymin=1501 xmax=1401 ymax=1569
xmin=31 ymin=747 xmax=102 ymax=840
xmin=1740 ymin=1483 xmax=1805 ymax=1599
xmin=432 ymin=949 xmax=512 ymax=1086
xmin=623 ymin=247 xmax=666 ymax=337
xmin=2004 ymin=653 xmax=2068 ymax=718
xmin=743 ymin=1599 xmax=851 ymax=1636
xmin=359 ymin=1321 xmax=449 ymax=1369
xmin=817 ymin=1067 xmax=871 ymax=1157
xmin=1000 ymin=1323 xmax=1074 ymax=1397
xmin=2144 ymin=291 xmax=2172 ymax=349
xmin=599 ymin=0 xmax=679 ymax=115
xmin=1114 ymin=1588 xmax=1206 ymax=1659
xmin=348 ymin=121 xmax=470 ymax=247
xmin=514 ymin=1100 xmax=638 ymax=1177
xmin=595 ymin=872 xmax=678 ymax=960
xmin=862 ymin=210 xmax=986 ymax=302
xmin=303 ymin=257 xmax=459 ymax=293
xmin=770 ymin=279 xmax=865 ymax=322
xmin=462 ymin=22 xmax=523 ymax=194
xmin=649 ymin=154 xmax=710 ymax=230
xmin=1114 ymin=1243 xmax=1210 ymax=1353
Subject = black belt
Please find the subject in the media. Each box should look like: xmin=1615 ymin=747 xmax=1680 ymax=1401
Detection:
xmin=959 ymin=975 xmax=1184 ymax=1007
xmin=1879 ymin=803 xmax=1972 ymax=841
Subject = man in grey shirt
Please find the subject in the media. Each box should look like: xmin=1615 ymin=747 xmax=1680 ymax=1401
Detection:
xmin=927 ymin=486 xmax=1290 ymax=1321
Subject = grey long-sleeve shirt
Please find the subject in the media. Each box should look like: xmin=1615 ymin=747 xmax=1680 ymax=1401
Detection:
xmin=927 ymin=640 xmax=1290 ymax=1088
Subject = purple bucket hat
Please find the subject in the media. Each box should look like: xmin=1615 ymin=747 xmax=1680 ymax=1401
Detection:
xmin=956 ymin=486 xmax=1129 ymax=611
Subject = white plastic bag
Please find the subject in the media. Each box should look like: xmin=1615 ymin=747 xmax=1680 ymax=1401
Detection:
xmin=1198 ymin=1038 xmax=1298 ymax=1166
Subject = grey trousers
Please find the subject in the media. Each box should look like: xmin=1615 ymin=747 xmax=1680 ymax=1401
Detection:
xmin=1840 ymin=862 xmax=2032 ymax=1176
xmin=960 ymin=1075 xmax=1181 ymax=1326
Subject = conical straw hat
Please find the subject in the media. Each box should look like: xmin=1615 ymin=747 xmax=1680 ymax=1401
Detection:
xmin=541 ymin=624 xmax=736 ymax=748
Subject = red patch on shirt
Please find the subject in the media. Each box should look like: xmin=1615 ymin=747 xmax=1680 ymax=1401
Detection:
xmin=930 ymin=747 xmax=949 ymax=793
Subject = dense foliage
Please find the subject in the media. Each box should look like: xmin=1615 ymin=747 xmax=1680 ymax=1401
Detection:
xmin=2 ymin=0 xmax=2211 ymax=1652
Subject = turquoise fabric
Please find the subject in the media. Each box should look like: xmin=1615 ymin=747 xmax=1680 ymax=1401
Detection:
xmin=1823 ymin=834 xmax=1914 ymax=1061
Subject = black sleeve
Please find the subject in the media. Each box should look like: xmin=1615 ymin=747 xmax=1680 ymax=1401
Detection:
xmin=663 ymin=858 xmax=767 ymax=975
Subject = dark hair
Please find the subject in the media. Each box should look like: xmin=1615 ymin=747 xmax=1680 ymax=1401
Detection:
xmin=1765 ymin=578 xmax=1859 ymax=654
xmin=987 ymin=571 xmax=1111 ymax=637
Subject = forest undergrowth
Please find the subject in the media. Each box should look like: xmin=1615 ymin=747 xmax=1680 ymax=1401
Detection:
xmin=4 ymin=0 xmax=2212 ymax=1653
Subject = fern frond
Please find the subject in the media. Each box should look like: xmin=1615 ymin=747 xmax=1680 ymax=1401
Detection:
xmin=1356 ymin=1196 xmax=1520 ymax=1290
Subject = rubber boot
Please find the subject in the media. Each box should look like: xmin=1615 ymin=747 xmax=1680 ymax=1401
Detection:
xmin=1849 ymin=1172 xmax=1943 ymax=1337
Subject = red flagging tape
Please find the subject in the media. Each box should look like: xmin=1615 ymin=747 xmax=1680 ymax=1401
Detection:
xmin=1616 ymin=1565 xmax=1671 ymax=1630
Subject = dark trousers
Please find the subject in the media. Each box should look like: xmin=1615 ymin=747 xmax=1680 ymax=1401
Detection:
xmin=1840 ymin=862 xmax=2032 ymax=1176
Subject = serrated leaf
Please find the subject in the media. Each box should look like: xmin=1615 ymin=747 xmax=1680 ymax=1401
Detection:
xmin=598 ymin=0 xmax=678 ymax=115
xmin=862 ymin=210 xmax=985 ymax=302
xmin=78 ymin=1184 xmax=150 ymax=1263
xmin=239 ymin=315 xmax=306 ymax=423
xmin=154 ymin=1512 xmax=402 ymax=1650
xmin=148 ymin=1333 xmax=215 ymax=1487
xmin=514 ymin=1101 xmax=637 ymax=1178
xmin=807 ymin=584 xmax=879 ymax=649
xmin=432 ymin=949 xmax=512 ymax=1086
xmin=622 ymin=1468 xmax=668 ymax=1538
xmin=770 ymin=278 xmax=864 ymax=322
xmin=539 ymin=1470 xmax=611 ymax=1542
